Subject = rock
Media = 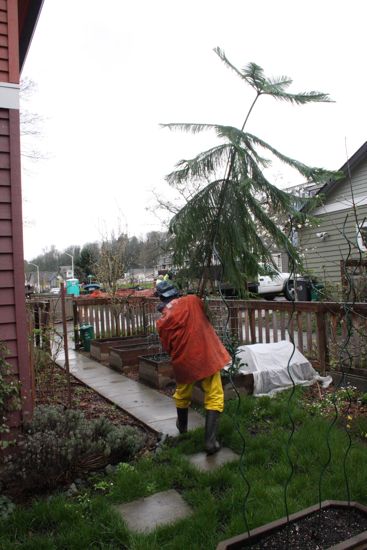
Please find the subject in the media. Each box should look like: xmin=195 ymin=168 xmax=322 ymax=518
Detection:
xmin=66 ymin=482 xmax=79 ymax=496
xmin=105 ymin=464 xmax=117 ymax=475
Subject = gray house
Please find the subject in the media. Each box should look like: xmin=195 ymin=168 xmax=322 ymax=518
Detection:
xmin=299 ymin=141 xmax=367 ymax=288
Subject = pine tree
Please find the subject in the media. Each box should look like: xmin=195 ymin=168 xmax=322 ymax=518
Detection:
xmin=162 ymin=48 xmax=337 ymax=296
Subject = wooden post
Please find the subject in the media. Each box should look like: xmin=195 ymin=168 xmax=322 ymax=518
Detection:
xmin=34 ymin=303 xmax=40 ymax=347
xmin=230 ymin=305 xmax=239 ymax=343
xmin=60 ymin=283 xmax=71 ymax=407
xmin=316 ymin=309 xmax=327 ymax=375
xmin=249 ymin=309 xmax=257 ymax=344
xmin=142 ymin=300 xmax=147 ymax=336
xmin=73 ymin=300 xmax=80 ymax=350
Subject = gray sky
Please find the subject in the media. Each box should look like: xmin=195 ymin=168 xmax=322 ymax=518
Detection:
xmin=21 ymin=0 xmax=367 ymax=260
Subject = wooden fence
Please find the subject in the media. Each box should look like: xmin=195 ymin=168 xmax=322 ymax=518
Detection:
xmin=27 ymin=295 xmax=74 ymax=351
xmin=73 ymin=296 xmax=367 ymax=376
xmin=73 ymin=297 xmax=159 ymax=347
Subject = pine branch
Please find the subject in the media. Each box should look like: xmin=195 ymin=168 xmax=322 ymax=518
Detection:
xmin=166 ymin=143 xmax=232 ymax=186
xmin=162 ymin=50 xmax=336 ymax=295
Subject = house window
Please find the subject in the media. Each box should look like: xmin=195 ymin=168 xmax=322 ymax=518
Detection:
xmin=356 ymin=222 xmax=367 ymax=251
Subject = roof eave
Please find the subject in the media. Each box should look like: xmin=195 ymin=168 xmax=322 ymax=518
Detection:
xmin=18 ymin=0 xmax=44 ymax=72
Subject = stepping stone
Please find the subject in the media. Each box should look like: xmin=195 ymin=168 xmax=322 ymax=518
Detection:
xmin=188 ymin=447 xmax=239 ymax=472
xmin=116 ymin=489 xmax=192 ymax=533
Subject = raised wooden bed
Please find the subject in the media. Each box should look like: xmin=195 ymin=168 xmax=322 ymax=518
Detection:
xmin=138 ymin=354 xmax=174 ymax=389
xmin=109 ymin=344 xmax=161 ymax=371
xmin=90 ymin=335 xmax=157 ymax=362
xmin=216 ymin=501 xmax=367 ymax=549
xmin=330 ymin=370 xmax=367 ymax=392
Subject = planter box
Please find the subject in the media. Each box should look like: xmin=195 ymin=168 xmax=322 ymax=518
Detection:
xmin=330 ymin=370 xmax=367 ymax=393
xmin=191 ymin=373 xmax=254 ymax=406
xmin=90 ymin=335 xmax=157 ymax=362
xmin=109 ymin=344 xmax=161 ymax=371
xmin=216 ymin=500 xmax=367 ymax=549
xmin=138 ymin=354 xmax=174 ymax=389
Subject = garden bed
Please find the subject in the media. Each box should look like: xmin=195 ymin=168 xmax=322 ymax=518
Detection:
xmin=216 ymin=501 xmax=367 ymax=549
xmin=0 ymin=363 xmax=159 ymax=504
xmin=138 ymin=353 xmax=174 ymax=389
xmin=90 ymin=335 xmax=159 ymax=362
xmin=109 ymin=343 xmax=161 ymax=371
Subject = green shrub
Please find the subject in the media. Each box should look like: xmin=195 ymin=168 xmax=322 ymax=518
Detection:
xmin=2 ymin=405 xmax=145 ymax=494
xmin=0 ymin=341 xmax=21 ymax=449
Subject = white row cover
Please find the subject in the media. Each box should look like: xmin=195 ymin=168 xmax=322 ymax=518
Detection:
xmin=228 ymin=340 xmax=332 ymax=397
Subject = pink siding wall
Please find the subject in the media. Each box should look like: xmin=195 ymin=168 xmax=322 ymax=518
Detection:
xmin=0 ymin=1 xmax=33 ymax=442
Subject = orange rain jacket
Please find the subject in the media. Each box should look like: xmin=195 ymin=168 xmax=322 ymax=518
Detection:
xmin=156 ymin=294 xmax=230 ymax=384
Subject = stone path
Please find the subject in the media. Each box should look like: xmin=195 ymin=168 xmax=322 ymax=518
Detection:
xmin=56 ymin=344 xmax=204 ymax=437
xmin=56 ymin=330 xmax=240 ymax=534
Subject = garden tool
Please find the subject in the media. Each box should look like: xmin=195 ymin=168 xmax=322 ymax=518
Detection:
xmin=176 ymin=407 xmax=188 ymax=434
xmin=205 ymin=410 xmax=221 ymax=455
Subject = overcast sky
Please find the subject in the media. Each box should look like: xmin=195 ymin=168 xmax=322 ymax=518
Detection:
xmin=21 ymin=0 xmax=367 ymax=260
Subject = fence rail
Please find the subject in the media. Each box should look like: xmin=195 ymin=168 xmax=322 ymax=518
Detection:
xmin=73 ymin=297 xmax=159 ymax=346
xmin=72 ymin=297 xmax=367 ymax=376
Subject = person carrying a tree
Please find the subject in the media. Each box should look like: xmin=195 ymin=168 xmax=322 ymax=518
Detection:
xmin=155 ymin=280 xmax=230 ymax=455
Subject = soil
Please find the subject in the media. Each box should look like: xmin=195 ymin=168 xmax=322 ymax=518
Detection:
xmin=242 ymin=506 xmax=367 ymax=549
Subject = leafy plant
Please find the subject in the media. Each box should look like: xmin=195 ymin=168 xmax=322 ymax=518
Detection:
xmin=163 ymin=48 xmax=339 ymax=295
xmin=1 ymin=405 xmax=146 ymax=494
xmin=0 ymin=341 xmax=21 ymax=450
xmin=0 ymin=495 xmax=15 ymax=520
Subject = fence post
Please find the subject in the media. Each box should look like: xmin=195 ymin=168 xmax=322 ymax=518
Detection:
xmin=249 ymin=308 xmax=256 ymax=344
xmin=142 ymin=300 xmax=147 ymax=336
xmin=61 ymin=283 xmax=71 ymax=407
xmin=73 ymin=300 xmax=80 ymax=350
xmin=230 ymin=304 xmax=239 ymax=344
xmin=34 ymin=303 xmax=40 ymax=347
xmin=316 ymin=308 xmax=327 ymax=375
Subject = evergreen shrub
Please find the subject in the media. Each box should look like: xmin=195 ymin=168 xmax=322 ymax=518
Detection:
xmin=2 ymin=405 xmax=145 ymax=493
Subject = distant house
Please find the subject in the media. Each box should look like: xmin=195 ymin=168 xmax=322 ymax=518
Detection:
xmin=25 ymin=271 xmax=59 ymax=291
xmin=155 ymin=253 xmax=174 ymax=276
xmin=59 ymin=265 xmax=73 ymax=280
xmin=298 ymin=141 xmax=367 ymax=287
xmin=124 ymin=267 xmax=155 ymax=283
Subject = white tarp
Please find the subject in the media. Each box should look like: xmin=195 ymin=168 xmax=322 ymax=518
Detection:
xmin=230 ymin=340 xmax=332 ymax=397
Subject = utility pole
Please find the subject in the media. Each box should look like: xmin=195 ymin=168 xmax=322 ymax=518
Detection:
xmin=64 ymin=252 xmax=74 ymax=279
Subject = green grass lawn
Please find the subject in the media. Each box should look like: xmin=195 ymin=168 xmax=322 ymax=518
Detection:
xmin=1 ymin=388 xmax=366 ymax=549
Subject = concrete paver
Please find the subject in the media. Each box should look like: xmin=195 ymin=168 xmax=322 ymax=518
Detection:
xmin=147 ymin=409 xmax=206 ymax=436
xmin=187 ymin=447 xmax=239 ymax=472
xmin=115 ymin=489 xmax=193 ymax=533
xmin=56 ymin=343 xmax=204 ymax=437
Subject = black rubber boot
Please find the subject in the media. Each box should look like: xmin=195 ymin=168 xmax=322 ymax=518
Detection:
xmin=176 ymin=408 xmax=188 ymax=434
xmin=205 ymin=410 xmax=221 ymax=455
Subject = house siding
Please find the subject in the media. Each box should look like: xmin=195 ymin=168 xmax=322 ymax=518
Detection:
xmin=327 ymin=160 xmax=367 ymax=203
xmin=0 ymin=1 xmax=33 ymax=442
xmin=300 ymin=204 xmax=367 ymax=285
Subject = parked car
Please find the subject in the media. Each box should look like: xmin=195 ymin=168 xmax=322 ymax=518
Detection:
xmin=82 ymin=283 xmax=102 ymax=294
xmin=49 ymin=287 xmax=60 ymax=295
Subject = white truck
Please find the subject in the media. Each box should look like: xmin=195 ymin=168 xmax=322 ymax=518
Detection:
xmin=220 ymin=270 xmax=294 ymax=300
xmin=256 ymin=271 xmax=294 ymax=300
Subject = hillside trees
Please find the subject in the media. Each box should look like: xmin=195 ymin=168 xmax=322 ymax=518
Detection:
xmin=26 ymin=232 xmax=168 ymax=283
